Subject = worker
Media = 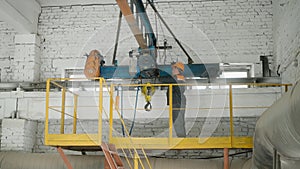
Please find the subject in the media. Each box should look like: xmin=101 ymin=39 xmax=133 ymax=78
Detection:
xmin=165 ymin=62 xmax=187 ymax=137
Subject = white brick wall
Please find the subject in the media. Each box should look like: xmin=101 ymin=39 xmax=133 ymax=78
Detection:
xmin=12 ymin=34 xmax=41 ymax=82
xmin=0 ymin=22 xmax=41 ymax=82
xmin=274 ymin=0 xmax=300 ymax=84
xmin=37 ymin=0 xmax=273 ymax=80
xmin=38 ymin=5 xmax=121 ymax=80
xmin=1 ymin=119 xmax=37 ymax=152
xmin=155 ymin=0 xmax=273 ymax=63
xmin=0 ymin=22 xmax=16 ymax=82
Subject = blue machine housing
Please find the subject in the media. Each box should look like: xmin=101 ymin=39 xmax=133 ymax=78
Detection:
xmin=100 ymin=64 xmax=220 ymax=79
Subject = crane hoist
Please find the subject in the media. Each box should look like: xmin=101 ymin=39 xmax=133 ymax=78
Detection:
xmin=84 ymin=0 xmax=220 ymax=111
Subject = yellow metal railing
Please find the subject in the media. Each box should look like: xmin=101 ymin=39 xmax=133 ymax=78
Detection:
xmin=108 ymin=82 xmax=292 ymax=150
xmin=45 ymin=78 xmax=104 ymax=146
xmin=102 ymin=80 xmax=152 ymax=169
xmin=45 ymin=78 xmax=291 ymax=150
xmin=45 ymin=78 xmax=152 ymax=169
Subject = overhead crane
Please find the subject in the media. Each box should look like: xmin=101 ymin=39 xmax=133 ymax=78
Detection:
xmin=83 ymin=0 xmax=219 ymax=81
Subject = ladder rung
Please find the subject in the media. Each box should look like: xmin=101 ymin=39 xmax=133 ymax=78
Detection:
xmin=108 ymin=144 xmax=117 ymax=151
xmin=112 ymin=154 xmax=124 ymax=167
xmin=102 ymin=142 xmax=124 ymax=169
xmin=109 ymin=151 xmax=118 ymax=155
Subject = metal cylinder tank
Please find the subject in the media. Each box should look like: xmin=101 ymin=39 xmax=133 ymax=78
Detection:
xmin=252 ymin=81 xmax=300 ymax=169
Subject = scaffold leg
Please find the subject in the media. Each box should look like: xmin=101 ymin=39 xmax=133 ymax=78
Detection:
xmin=57 ymin=147 xmax=73 ymax=169
xmin=224 ymin=148 xmax=229 ymax=169
xmin=134 ymin=152 xmax=139 ymax=169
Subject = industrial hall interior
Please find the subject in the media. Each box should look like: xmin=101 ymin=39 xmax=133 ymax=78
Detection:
xmin=0 ymin=0 xmax=299 ymax=168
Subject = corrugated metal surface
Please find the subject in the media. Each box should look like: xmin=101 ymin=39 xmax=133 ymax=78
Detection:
xmin=142 ymin=158 xmax=251 ymax=169
xmin=0 ymin=152 xmax=103 ymax=169
xmin=0 ymin=152 xmax=251 ymax=169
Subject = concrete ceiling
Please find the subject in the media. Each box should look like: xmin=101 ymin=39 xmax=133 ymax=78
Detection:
xmin=0 ymin=0 xmax=41 ymax=33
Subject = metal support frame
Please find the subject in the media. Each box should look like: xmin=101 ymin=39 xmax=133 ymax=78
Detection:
xmin=134 ymin=152 xmax=139 ymax=169
xmin=45 ymin=79 xmax=50 ymax=145
xmin=229 ymin=84 xmax=234 ymax=147
xmin=45 ymin=78 xmax=104 ymax=147
xmin=73 ymin=95 xmax=78 ymax=134
xmin=98 ymin=78 xmax=103 ymax=144
xmin=133 ymin=0 xmax=156 ymax=47
xmin=109 ymin=85 xmax=114 ymax=142
xmin=224 ymin=148 xmax=229 ymax=169
xmin=45 ymin=78 xmax=291 ymax=151
xmin=60 ymin=88 xmax=66 ymax=134
xmin=100 ymin=63 xmax=220 ymax=79
xmin=169 ymin=85 xmax=173 ymax=143
xmin=116 ymin=0 xmax=147 ymax=48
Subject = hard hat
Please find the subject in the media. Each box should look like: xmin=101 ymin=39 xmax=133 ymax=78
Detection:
xmin=172 ymin=62 xmax=184 ymax=71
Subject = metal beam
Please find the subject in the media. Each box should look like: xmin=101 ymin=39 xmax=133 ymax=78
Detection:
xmin=110 ymin=137 xmax=253 ymax=149
xmin=100 ymin=63 xmax=220 ymax=79
xmin=133 ymin=0 xmax=156 ymax=47
xmin=116 ymin=0 xmax=147 ymax=49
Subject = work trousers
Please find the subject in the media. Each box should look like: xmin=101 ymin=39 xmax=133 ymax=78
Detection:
xmin=173 ymin=108 xmax=186 ymax=137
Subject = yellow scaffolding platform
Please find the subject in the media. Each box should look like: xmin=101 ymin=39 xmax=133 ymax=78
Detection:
xmin=44 ymin=78 xmax=291 ymax=151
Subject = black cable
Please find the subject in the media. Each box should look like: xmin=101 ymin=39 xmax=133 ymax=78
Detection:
xmin=112 ymin=11 xmax=123 ymax=65
xmin=152 ymin=150 xmax=252 ymax=159
xmin=147 ymin=0 xmax=194 ymax=64
xmin=121 ymin=86 xmax=125 ymax=136
xmin=129 ymin=86 xmax=140 ymax=135
xmin=197 ymin=150 xmax=253 ymax=159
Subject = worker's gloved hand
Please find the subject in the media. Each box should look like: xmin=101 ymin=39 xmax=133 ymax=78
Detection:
xmin=144 ymin=101 xmax=152 ymax=111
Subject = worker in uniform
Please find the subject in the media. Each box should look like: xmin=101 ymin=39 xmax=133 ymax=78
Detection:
xmin=166 ymin=62 xmax=187 ymax=137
